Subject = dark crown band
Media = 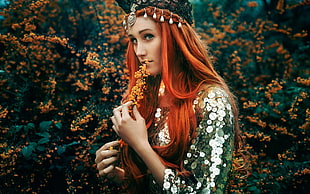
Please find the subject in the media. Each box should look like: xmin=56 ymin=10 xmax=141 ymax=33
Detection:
xmin=123 ymin=6 xmax=187 ymax=31
xmin=116 ymin=0 xmax=193 ymax=25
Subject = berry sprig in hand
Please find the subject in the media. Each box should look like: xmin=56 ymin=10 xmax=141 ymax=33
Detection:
xmin=128 ymin=59 xmax=150 ymax=108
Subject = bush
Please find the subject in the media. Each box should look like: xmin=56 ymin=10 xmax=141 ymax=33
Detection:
xmin=0 ymin=0 xmax=309 ymax=193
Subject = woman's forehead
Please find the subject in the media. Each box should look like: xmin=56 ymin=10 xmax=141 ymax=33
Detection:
xmin=128 ymin=16 xmax=158 ymax=34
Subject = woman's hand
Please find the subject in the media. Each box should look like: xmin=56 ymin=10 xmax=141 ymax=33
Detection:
xmin=111 ymin=102 xmax=167 ymax=186
xmin=111 ymin=101 xmax=148 ymax=151
xmin=95 ymin=140 xmax=124 ymax=184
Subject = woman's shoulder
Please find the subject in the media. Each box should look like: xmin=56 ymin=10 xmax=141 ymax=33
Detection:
xmin=194 ymin=84 xmax=233 ymax=116
xmin=194 ymin=84 xmax=235 ymax=128
xmin=197 ymin=84 xmax=229 ymax=100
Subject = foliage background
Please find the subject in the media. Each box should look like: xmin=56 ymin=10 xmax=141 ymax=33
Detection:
xmin=0 ymin=0 xmax=309 ymax=193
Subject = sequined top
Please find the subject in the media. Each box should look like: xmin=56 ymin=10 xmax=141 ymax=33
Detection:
xmin=149 ymin=86 xmax=235 ymax=194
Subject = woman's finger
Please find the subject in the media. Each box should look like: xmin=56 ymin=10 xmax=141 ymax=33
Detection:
xmin=111 ymin=116 xmax=118 ymax=127
xmin=97 ymin=155 xmax=118 ymax=171
xmin=95 ymin=149 xmax=118 ymax=164
xmin=113 ymin=105 xmax=122 ymax=124
xmin=132 ymin=105 xmax=143 ymax=120
xmin=98 ymin=164 xmax=115 ymax=176
xmin=121 ymin=101 xmax=133 ymax=120
xmin=112 ymin=125 xmax=119 ymax=136
xmin=97 ymin=140 xmax=120 ymax=153
xmin=95 ymin=141 xmax=120 ymax=163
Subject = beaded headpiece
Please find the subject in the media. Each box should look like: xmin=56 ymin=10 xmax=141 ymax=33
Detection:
xmin=116 ymin=0 xmax=193 ymax=30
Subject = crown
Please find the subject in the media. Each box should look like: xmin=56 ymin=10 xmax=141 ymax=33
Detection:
xmin=116 ymin=0 xmax=193 ymax=27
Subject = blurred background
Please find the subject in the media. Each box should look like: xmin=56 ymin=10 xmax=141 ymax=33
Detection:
xmin=0 ymin=0 xmax=309 ymax=193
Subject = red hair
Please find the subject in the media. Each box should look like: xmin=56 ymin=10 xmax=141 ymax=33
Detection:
xmin=120 ymin=7 xmax=241 ymax=193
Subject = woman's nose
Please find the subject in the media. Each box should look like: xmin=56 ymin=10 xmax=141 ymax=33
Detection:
xmin=135 ymin=43 xmax=146 ymax=57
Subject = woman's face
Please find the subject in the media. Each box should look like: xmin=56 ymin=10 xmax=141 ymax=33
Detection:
xmin=128 ymin=16 xmax=162 ymax=76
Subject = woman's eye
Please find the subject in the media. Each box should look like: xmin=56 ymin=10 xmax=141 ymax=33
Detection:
xmin=144 ymin=34 xmax=154 ymax=40
xmin=130 ymin=38 xmax=137 ymax=44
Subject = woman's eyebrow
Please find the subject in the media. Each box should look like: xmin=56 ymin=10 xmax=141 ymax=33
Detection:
xmin=138 ymin=29 xmax=152 ymax=34
xmin=128 ymin=28 xmax=152 ymax=37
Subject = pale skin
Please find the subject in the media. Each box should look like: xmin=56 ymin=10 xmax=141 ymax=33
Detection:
xmin=95 ymin=16 xmax=167 ymax=186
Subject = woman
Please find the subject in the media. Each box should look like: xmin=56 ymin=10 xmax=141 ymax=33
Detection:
xmin=95 ymin=0 xmax=245 ymax=193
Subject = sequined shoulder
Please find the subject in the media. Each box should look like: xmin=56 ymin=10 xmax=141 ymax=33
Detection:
xmin=160 ymin=85 xmax=235 ymax=193
xmin=197 ymin=85 xmax=230 ymax=101
xmin=194 ymin=85 xmax=233 ymax=120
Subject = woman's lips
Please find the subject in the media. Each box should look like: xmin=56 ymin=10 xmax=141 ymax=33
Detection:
xmin=141 ymin=59 xmax=152 ymax=65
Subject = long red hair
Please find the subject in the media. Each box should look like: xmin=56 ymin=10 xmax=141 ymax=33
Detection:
xmin=120 ymin=7 xmax=241 ymax=193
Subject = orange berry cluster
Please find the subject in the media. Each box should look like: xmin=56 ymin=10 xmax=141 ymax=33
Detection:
xmin=128 ymin=60 xmax=150 ymax=107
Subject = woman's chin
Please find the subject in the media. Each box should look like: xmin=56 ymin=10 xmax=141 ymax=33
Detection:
xmin=147 ymin=68 xmax=161 ymax=76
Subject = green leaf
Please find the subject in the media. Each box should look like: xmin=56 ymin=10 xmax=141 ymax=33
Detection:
xmin=56 ymin=146 xmax=66 ymax=155
xmin=55 ymin=122 xmax=62 ymax=129
xmin=66 ymin=141 xmax=79 ymax=147
xmin=25 ymin=123 xmax=35 ymax=130
xmin=36 ymin=132 xmax=50 ymax=138
xmin=255 ymin=106 xmax=263 ymax=114
xmin=36 ymin=145 xmax=45 ymax=151
xmin=259 ymin=173 xmax=268 ymax=179
xmin=21 ymin=145 xmax=35 ymax=158
xmin=247 ymin=186 xmax=259 ymax=192
xmin=29 ymin=142 xmax=37 ymax=147
xmin=14 ymin=125 xmax=23 ymax=133
xmin=38 ymin=137 xmax=50 ymax=144
xmin=89 ymin=145 xmax=99 ymax=154
xmin=270 ymin=111 xmax=280 ymax=119
xmin=39 ymin=121 xmax=52 ymax=131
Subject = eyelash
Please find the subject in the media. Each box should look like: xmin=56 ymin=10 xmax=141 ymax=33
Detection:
xmin=144 ymin=34 xmax=154 ymax=40
xmin=130 ymin=34 xmax=154 ymax=44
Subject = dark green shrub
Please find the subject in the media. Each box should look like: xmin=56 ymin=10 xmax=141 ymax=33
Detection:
xmin=0 ymin=0 xmax=309 ymax=193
